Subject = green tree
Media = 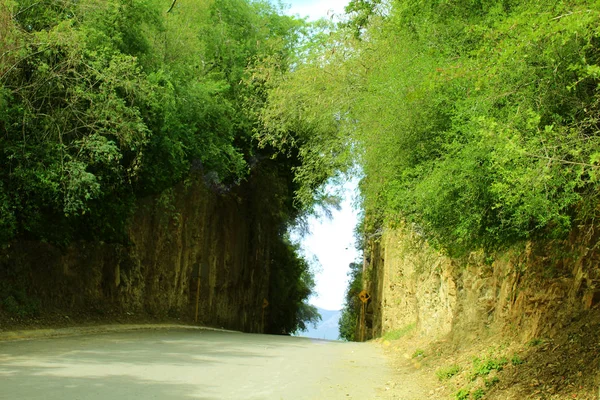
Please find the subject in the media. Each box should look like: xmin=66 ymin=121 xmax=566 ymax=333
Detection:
xmin=261 ymin=0 xmax=600 ymax=257
xmin=339 ymin=262 xmax=362 ymax=341
xmin=0 ymin=0 xmax=307 ymax=244
xmin=0 ymin=0 xmax=319 ymax=332
xmin=266 ymin=237 xmax=320 ymax=335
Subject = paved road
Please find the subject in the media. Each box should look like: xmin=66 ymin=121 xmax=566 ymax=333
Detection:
xmin=0 ymin=328 xmax=392 ymax=399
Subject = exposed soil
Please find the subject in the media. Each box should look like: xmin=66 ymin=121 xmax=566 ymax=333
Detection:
xmin=379 ymin=310 xmax=600 ymax=400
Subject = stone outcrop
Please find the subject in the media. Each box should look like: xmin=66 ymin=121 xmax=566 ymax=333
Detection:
xmin=362 ymin=225 xmax=600 ymax=343
xmin=0 ymin=166 xmax=286 ymax=333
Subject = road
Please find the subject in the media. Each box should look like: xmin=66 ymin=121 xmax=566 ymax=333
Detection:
xmin=0 ymin=328 xmax=393 ymax=399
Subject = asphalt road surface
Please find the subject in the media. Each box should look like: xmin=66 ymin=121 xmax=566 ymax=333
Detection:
xmin=0 ymin=328 xmax=393 ymax=399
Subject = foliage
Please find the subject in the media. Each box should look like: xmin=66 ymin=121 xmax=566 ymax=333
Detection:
xmin=261 ymin=0 xmax=600 ymax=257
xmin=484 ymin=376 xmax=500 ymax=388
xmin=470 ymin=357 xmax=508 ymax=380
xmin=256 ymin=18 xmax=360 ymax=210
xmin=0 ymin=0 xmax=305 ymax=245
xmin=342 ymin=0 xmax=383 ymax=39
xmin=338 ymin=261 xmax=363 ymax=341
xmin=455 ymin=389 xmax=470 ymax=400
xmin=527 ymin=338 xmax=545 ymax=347
xmin=0 ymin=273 xmax=40 ymax=317
xmin=381 ymin=323 xmax=415 ymax=341
xmin=436 ymin=364 xmax=461 ymax=381
xmin=472 ymin=388 xmax=486 ymax=400
xmin=511 ymin=354 xmax=524 ymax=366
xmin=266 ymin=236 xmax=320 ymax=335
xmin=0 ymin=0 xmax=320 ymax=334
xmin=1 ymin=290 xmax=40 ymax=317
xmin=412 ymin=348 xmax=425 ymax=359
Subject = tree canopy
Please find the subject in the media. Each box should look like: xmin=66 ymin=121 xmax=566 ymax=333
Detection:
xmin=261 ymin=0 xmax=600 ymax=257
xmin=0 ymin=0 xmax=309 ymax=244
xmin=0 ymin=0 xmax=322 ymax=334
xmin=4 ymin=0 xmax=600 ymax=334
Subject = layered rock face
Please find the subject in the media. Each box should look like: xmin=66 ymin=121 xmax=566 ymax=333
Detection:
xmin=0 ymin=168 xmax=285 ymax=333
xmin=362 ymin=225 xmax=600 ymax=342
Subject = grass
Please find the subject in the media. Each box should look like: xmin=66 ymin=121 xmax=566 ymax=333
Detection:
xmin=436 ymin=364 xmax=461 ymax=381
xmin=454 ymin=387 xmax=486 ymax=400
xmin=381 ymin=323 xmax=416 ymax=341
xmin=412 ymin=348 xmax=425 ymax=358
xmin=443 ymin=346 xmax=524 ymax=400
xmin=511 ymin=354 xmax=524 ymax=366
xmin=527 ymin=338 xmax=544 ymax=347
xmin=484 ymin=376 xmax=500 ymax=388
xmin=447 ymin=350 xmax=519 ymax=399
xmin=470 ymin=357 xmax=508 ymax=380
xmin=0 ymin=284 xmax=40 ymax=318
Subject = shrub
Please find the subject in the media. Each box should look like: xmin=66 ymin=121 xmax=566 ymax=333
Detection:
xmin=437 ymin=364 xmax=461 ymax=381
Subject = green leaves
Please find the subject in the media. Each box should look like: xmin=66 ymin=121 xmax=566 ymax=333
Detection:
xmin=62 ymin=160 xmax=101 ymax=216
xmin=267 ymin=237 xmax=320 ymax=335
xmin=339 ymin=262 xmax=362 ymax=341
xmin=260 ymin=0 xmax=600 ymax=256
xmin=0 ymin=182 xmax=16 ymax=243
xmin=376 ymin=1 xmax=600 ymax=254
xmin=0 ymin=0 xmax=308 ymax=244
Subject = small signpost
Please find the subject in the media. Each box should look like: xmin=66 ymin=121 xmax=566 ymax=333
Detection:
xmin=358 ymin=290 xmax=370 ymax=342
xmin=359 ymin=290 xmax=370 ymax=304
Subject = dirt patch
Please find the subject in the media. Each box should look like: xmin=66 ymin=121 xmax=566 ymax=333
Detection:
xmin=378 ymin=310 xmax=600 ymax=400
xmin=376 ymin=335 xmax=444 ymax=399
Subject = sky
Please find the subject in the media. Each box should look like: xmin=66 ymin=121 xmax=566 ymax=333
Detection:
xmin=284 ymin=0 xmax=349 ymax=21
xmin=281 ymin=0 xmax=357 ymax=312
xmin=300 ymin=181 xmax=360 ymax=311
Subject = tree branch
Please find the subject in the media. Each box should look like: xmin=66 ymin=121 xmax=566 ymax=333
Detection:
xmin=523 ymin=152 xmax=599 ymax=169
xmin=166 ymin=0 xmax=177 ymax=13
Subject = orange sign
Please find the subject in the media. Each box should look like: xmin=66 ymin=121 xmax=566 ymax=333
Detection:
xmin=359 ymin=290 xmax=370 ymax=303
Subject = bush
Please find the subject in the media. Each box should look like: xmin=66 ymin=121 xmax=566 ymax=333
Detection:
xmin=412 ymin=348 xmax=426 ymax=358
xmin=511 ymin=354 xmax=524 ymax=366
xmin=437 ymin=364 xmax=461 ymax=381
xmin=471 ymin=357 xmax=508 ymax=380
xmin=472 ymin=388 xmax=485 ymax=400
xmin=1 ymin=291 xmax=40 ymax=318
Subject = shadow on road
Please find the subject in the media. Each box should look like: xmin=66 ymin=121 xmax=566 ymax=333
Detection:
xmin=0 ymin=330 xmax=278 ymax=399
xmin=0 ymin=328 xmax=375 ymax=400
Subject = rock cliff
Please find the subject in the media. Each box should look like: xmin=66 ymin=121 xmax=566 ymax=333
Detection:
xmin=362 ymin=224 xmax=600 ymax=343
xmin=0 ymin=164 xmax=289 ymax=333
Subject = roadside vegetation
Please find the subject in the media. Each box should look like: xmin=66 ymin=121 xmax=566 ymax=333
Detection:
xmin=338 ymin=261 xmax=362 ymax=341
xmin=0 ymin=0 xmax=322 ymax=335
xmin=260 ymin=0 xmax=600 ymax=258
xmin=381 ymin=323 xmax=415 ymax=341
xmin=3 ymin=0 xmax=600 ymax=393
xmin=378 ymin=318 xmax=599 ymax=399
xmin=0 ymin=0 xmax=308 ymax=244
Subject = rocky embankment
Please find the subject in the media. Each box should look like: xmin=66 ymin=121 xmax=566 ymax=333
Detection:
xmin=362 ymin=224 xmax=600 ymax=399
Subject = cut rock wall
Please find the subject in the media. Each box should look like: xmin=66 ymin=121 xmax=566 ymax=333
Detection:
xmin=363 ymin=225 xmax=600 ymax=343
xmin=0 ymin=168 xmax=282 ymax=333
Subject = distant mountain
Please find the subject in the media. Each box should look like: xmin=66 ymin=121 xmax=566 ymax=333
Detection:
xmin=298 ymin=308 xmax=342 ymax=340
